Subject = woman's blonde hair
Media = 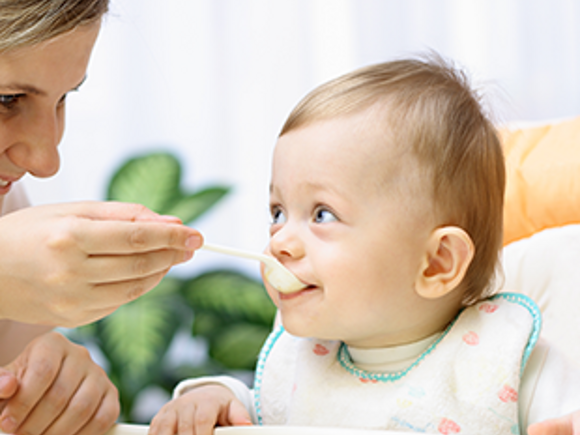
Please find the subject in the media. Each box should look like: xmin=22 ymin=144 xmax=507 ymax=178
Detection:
xmin=281 ymin=54 xmax=505 ymax=305
xmin=0 ymin=0 xmax=108 ymax=52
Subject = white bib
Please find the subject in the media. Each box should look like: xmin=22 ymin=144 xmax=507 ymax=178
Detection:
xmin=254 ymin=293 xmax=541 ymax=435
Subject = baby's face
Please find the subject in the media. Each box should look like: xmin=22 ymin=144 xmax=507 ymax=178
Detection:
xmin=266 ymin=109 xmax=442 ymax=348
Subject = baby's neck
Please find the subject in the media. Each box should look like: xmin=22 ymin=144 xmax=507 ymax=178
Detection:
xmin=347 ymin=332 xmax=441 ymax=373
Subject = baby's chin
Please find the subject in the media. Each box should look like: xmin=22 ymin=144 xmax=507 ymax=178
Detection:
xmin=279 ymin=315 xmax=310 ymax=337
xmin=279 ymin=317 xmax=339 ymax=342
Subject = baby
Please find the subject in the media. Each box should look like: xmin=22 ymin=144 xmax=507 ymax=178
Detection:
xmin=150 ymin=55 xmax=580 ymax=435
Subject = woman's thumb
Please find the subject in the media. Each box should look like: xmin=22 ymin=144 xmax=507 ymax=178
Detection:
xmin=0 ymin=370 xmax=17 ymax=399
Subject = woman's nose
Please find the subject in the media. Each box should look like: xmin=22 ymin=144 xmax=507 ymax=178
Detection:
xmin=6 ymin=108 xmax=63 ymax=178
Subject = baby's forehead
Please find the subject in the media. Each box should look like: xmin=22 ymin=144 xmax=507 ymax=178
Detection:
xmin=348 ymin=105 xmax=425 ymax=166
xmin=341 ymin=112 xmax=433 ymax=200
xmin=276 ymin=104 xmax=432 ymax=189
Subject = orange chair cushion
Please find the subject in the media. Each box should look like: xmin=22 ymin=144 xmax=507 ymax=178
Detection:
xmin=502 ymin=116 xmax=580 ymax=245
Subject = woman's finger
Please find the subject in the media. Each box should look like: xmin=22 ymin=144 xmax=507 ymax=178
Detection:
xmin=60 ymin=201 xmax=174 ymax=223
xmin=83 ymin=249 xmax=193 ymax=284
xmin=43 ymin=270 xmax=171 ymax=329
xmin=40 ymin=375 xmax=106 ymax=435
xmin=91 ymin=268 xmax=170 ymax=307
xmin=69 ymin=387 xmax=119 ymax=435
xmin=10 ymin=354 xmax=85 ymax=435
xmin=70 ymin=218 xmax=202 ymax=255
xmin=0 ymin=370 xmax=18 ymax=399
xmin=0 ymin=336 xmax=63 ymax=433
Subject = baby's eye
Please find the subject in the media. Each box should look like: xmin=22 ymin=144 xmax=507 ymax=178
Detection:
xmin=271 ymin=207 xmax=287 ymax=225
xmin=314 ymin=207 xmax=337 ymax=224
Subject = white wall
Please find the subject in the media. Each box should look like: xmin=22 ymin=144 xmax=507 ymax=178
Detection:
xmin=23 ymin=0 xmax=580 ymax=280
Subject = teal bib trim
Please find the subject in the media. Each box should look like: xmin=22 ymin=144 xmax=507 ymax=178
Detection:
xmin=338 ymin=292 xmax=542 ymax=381
xmin=254 ymin=325 xmax=285 ymax=424
xmin=337 ymin=317 xmax=455 ymax=382
xmin=490 ymin=292 xmax=542 ymax=372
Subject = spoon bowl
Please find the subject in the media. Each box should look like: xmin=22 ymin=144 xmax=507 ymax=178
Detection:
xmin=201 ymin=243 xmax=305 ymax=293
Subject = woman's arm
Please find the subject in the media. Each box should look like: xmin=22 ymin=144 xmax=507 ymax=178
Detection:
xmin=0 ymin=321 xmax=52 ymax=365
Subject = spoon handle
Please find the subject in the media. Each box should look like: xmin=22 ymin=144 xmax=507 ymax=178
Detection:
xmin=201 ymin=242 xmax=270 ymax=264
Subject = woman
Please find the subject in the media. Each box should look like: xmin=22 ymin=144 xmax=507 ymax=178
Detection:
xmin=0 ymin=1 xmax=202 ymax=434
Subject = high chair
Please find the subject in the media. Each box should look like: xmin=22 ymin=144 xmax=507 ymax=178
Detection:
xmin=500 ymin=115 xmax=580 ymax=367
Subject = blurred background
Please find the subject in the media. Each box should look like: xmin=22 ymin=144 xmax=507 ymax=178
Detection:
xmin=20 ymin=0 xmax=580 ymax=422
xmin=22 ymin=0 xmax=580 ymax=281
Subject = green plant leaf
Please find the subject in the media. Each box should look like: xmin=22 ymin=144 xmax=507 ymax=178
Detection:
xmin=164 ymin=186 xmax=230 ymax=224
xmin=107 ymin=152 xmax=181 ymax=213
xmin=192 ymin=311 xmax=226 ymax=339
xmin=209 ymin=323 xmax=271 ymax=370
xmin=106 ymin=152 xmax=231 ymax=224
xmin=182 ymin=270 xmax=276 ymax=326
xmin=98 ymin=277 xmax=183 ymax=385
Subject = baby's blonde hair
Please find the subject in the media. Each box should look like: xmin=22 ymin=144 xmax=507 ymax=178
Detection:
xmin=280 ymin=54 xmax=505 ymax=305
xmin=0 ymin=0 xmax=108 ymax=52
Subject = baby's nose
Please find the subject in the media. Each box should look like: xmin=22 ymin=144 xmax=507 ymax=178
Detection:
xmin=269 ymin=224 xmax=305 ymax=260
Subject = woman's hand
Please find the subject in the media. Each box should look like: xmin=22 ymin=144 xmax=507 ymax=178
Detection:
xmin=0 ymin=201 xmax=203 ymax=327
xmin=150 ymin=384 xmax=252 ymax=435
xmin=0 ymin=331 xmax=119 ymax=435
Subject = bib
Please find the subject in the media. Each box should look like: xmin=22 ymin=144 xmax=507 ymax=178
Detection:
xmin=254 ymin=293 xmax=541 ymax=435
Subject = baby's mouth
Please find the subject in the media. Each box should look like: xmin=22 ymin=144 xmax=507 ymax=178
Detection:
xmin=0 ymin=179 xmax=10 ymax=187
xmin=279 ymin=284 xmax=318 ymax=300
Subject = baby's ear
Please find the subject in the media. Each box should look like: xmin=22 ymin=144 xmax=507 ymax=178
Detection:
xmin=415 ymin=227 xmax=474 ymax=299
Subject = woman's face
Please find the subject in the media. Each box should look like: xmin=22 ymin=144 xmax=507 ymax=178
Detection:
xmin=0 ymin=22 xmax=100 ymax=197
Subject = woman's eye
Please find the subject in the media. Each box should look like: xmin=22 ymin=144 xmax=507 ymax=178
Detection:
xmin=314 ymin=208 xmax=337 ymax=224
xmin=0 ymin=94 xmax=22 ymax=109
xmin=271 ymin=207 xmax=287 ymax=225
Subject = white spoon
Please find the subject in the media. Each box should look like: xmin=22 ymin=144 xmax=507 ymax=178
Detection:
xmin=201 ymin=242 xmax=305 ymax=294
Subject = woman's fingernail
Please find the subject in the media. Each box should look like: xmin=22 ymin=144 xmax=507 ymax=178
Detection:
xmin=0 ymin=415 xmax=17 ymax=433
xmin=183 ymin=250 xmax=194 ymax=261
xmin=185 ymin=235 xmax=202 ymax=249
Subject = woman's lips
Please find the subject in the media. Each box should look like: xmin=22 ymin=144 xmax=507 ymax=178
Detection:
xmin=0 ymin=174 xmax=24 ymax=194
xmin=0 ymin=174 xmax=23 ymax=186
xmin=0 ymin=178 xmax=12 ymax=194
